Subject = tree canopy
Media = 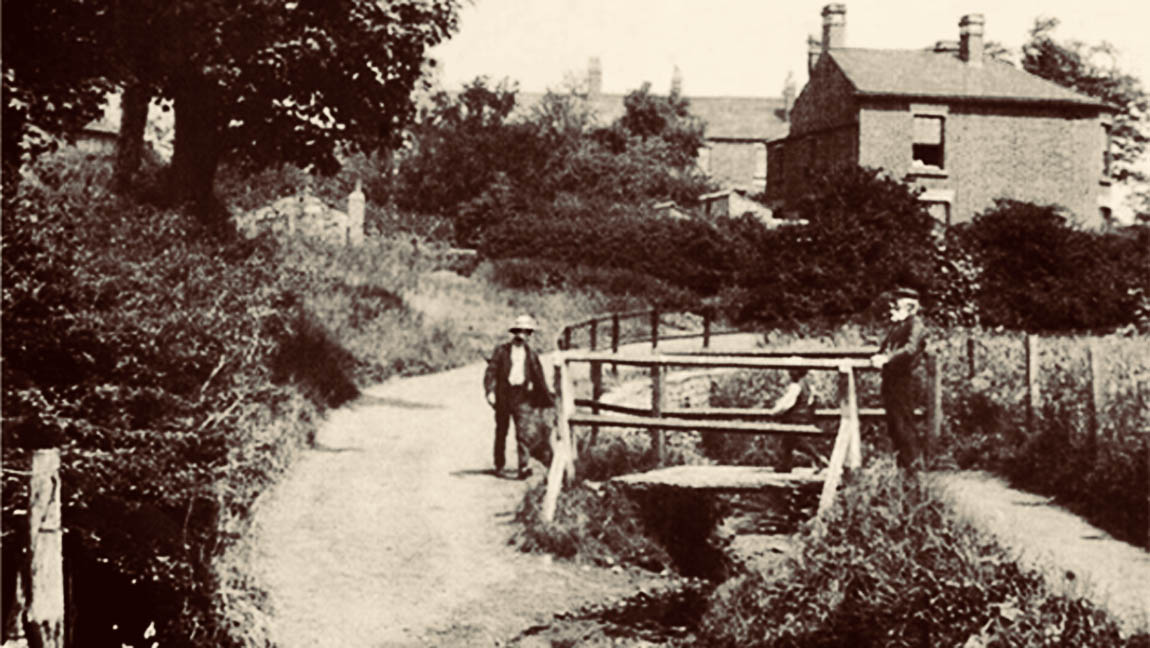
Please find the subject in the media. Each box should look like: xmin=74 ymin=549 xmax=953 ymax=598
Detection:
xmin=2 ymin=0 xmax=462 ymax=213
xmin=1021 ymin=17 xmax=1149 ymax=216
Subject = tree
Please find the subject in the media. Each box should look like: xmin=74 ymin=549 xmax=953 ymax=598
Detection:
xmin=3 ymin=0 xmax=461 ymax=217
xmin=615 ymin=82 xmax=705 ymax=168
xmin=1 ymin=0 xmax=112 ymax=183
xmin=1022 ymin=18 xmax=1149 ymax=205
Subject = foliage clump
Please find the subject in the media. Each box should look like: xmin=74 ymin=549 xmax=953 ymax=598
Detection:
xmin=695 ymin=462 xmax=1146 ymax=647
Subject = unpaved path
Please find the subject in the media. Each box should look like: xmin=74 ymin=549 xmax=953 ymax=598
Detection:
xmin=934 ymin=471 xmax=1150 ymax=633
xmin=251 ymin=361 xmax=665 ymax=647
xmin=251 ymin=330 xmax=1149 ymax=645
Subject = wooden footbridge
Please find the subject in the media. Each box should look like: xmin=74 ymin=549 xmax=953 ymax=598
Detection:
xmin=541 ymin=309 xmax=941 ymax=523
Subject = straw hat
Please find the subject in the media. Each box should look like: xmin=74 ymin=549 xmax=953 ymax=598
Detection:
xmin=509 ymin=314 xmax=537 ymax=332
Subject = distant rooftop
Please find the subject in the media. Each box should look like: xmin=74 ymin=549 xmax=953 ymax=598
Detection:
xmin=517 ymin=91 xmax=790 ymax=141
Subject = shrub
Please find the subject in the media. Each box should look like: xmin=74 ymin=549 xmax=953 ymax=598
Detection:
xmin=959 ymin=200 xmax=1150 ymax=330
xmin=512 ymin=481 xmax=673 ymax=571
xmin=733 ymin=166 xmax=938 ymax=325
xmin=695 ymin=461 xmax=1141 ymax=647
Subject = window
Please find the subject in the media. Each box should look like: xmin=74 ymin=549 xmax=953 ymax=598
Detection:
xmin=913 ymin=115 xmax=945 ymax=168
xmin=1102 ymin=124 xmax=1112 ymax=177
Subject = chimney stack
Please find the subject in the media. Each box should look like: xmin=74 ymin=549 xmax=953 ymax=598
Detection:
xmin=587 ymin=57 xmax=602 ymax=97
xmin=670 ymin=65 xmax=683 ymax=97
xmin=807 ymin=35 xmax=822 ymax=74
xmin=821 ymin=4 xmax=846 ymax=52
xmin=959 ymin=14 xmax=984 ymax=66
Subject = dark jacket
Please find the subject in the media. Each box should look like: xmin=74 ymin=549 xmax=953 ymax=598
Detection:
xmin=879 ymin=314 xmax=926 ymax=386
xmin=484 ymin=341 xmax=553 ymax=408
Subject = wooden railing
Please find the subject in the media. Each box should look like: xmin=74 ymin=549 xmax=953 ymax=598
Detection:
xmin=542 ymin=309 xmax=942 ymax=525
xmin=544 ymin=351 xmax=875 ymax=522
xmin=557 ymin=307 xmax=743 ymax=352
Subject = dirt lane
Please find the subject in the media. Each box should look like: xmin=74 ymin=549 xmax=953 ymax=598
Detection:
xmin=251 ymin=331 xmax=1149 ymax=645
xmin=251 ymin=362 xmax=663 ymax=647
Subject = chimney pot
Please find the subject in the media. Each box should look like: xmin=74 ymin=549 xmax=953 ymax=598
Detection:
xmin=959 ymin=14 xmax=985 ymax=66
xmin=821 ymin=4 xmax=846 ymax=52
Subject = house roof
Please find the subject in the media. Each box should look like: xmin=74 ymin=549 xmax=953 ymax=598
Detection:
xmin=827 ymin=49 xmax=1110 ymax=108
xmin=517 ymin=91 xmax=790 ymax=141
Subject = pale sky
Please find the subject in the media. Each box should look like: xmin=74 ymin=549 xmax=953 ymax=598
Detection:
xmin=430 ymin=0 xmax=1149 ymax=98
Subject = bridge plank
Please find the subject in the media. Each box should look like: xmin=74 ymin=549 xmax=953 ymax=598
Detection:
xmin=567 ymin=413 xmax=823 ymax=435
xmin=611 ymin=465 xmax=824 ymax=490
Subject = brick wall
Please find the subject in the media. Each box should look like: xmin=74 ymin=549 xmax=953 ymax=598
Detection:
xmin=708 ymin=140 xmax=767 ymax=191
xmin=860 ymin=99 xmax=1108 ymax=225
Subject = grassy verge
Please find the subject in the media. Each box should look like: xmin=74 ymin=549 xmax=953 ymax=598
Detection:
xmin=694 ymin=461 xmax=1148 ymax=647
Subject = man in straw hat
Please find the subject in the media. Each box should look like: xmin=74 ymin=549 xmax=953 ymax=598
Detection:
xmin=871 ymin=287 xmax=927 ymax=470
xmin=484 ymin=315 xmax=553 ymax=479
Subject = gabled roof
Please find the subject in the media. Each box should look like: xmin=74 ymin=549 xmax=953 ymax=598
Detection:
xmin=827 ymin=49 xmax=1110 ymax=108
xmin=517 ymin=92 xmax=789 ymax=141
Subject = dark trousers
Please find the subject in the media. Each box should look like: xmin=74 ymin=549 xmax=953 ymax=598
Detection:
xmin=494 ymin=386 xmax=531 ymax=472
xmin=882 ymin=378 xmax=921 ymax=470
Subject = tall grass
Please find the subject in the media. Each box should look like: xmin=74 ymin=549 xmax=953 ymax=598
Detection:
xmin=695 ymin=461 xmax=1146 ymax=647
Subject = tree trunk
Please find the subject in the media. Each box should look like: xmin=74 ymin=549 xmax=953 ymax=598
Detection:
xmin=114 ymin=82 xmax=149 ymax=192
xmin=169 ymin=73 xmax=223 ymax=223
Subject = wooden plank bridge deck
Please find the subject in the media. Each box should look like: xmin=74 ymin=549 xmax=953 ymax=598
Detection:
xmin=610 ymin=465 xmax=824 ymax=491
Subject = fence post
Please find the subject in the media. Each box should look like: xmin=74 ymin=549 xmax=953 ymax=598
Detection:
xmin=543 ymin=362 xmax=571 ymax=523
xmin=819 ymin=368 xmax=857 ymax=515
xmin=611 ymin=313 xmax=620 ymax=377
xmin=967 ymin=336 xmax=976 ymax=379
xmin=1088 ymin=338 xmax=1102 ymax=459
xmin=650 ymin=310 xmax=660 ymax=350
xmin=563 ymin=327 xmax=572 ymax=352
xmin=926 ymin=352 xmax=942 ymax=464
xmin=1026 ymin=334 xmax=1039 ymax=436
xmin=27 ymin=449 xmax=64 ymax=648
xmin=651 ymin=363 xmax=666 ymax=466
xmin=702 ymin=309 xmax=712 ymax=349
xmin=590 ymin=357 xmax=602 ymax=450
xmin=589 ymin=320 xmax=598 ymax=351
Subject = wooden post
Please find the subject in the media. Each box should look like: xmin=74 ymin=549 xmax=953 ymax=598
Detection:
xmin=702 ymin=310 xmax=712 ymax=349
xmin=561 ymin=361 xmax=577 ymax=484
xmin=926 ymin=352 xmax=942 ymax=464
xmin=650 ymin=310 xmax=660 ymax=350
xmin=845 ymin=368 xmax=862 ymax=470
xmin=1026 ymin=334 xmax=1039 ymax=436
xmin=27 ymin=449 xmax=64 ymax=648
xmin=562 ymin=327 xmax=572 ymax=351
xmin=1087 ymin=338 xmax=1102 ymax=458
xmin=611 ymin=313 xmax=620 ymax=377
xmin=590 ymin=359 xmax=603 ymax=450
xmin=819 ymin=369 xmax=857 ymax=515
xmin=651 ymin=363 xmax=666 ymax=466
xmin=967 ymin=337 xmax=976 ymax=378
xmin=543 ymin=362 xmax=571 ymax=523
xmin=589 ymin=319 xmax=598 ymax=351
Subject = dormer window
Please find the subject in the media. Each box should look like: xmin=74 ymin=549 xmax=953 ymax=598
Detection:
xmin=913 ymin=115 xmax=945 ymax=169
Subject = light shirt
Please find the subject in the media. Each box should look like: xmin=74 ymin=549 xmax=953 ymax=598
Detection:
xmin=508 ymin=344 xmax=527 ymax=386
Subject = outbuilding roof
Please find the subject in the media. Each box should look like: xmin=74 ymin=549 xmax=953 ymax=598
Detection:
xmin=827 ymin=49 xmax=1110 ymax=108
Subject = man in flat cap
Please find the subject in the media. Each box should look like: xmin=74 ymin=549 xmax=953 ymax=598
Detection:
xmin=871 ymin=287 xmax=926 ymax=470
xmin=484 ymin=315 xmax=552 ymax=479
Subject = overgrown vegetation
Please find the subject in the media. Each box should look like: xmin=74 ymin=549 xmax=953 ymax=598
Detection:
xmin=695 ymin=462 xmax=1147 ymax=647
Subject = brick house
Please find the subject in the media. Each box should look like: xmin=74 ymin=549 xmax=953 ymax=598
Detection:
xmin=766 ymin=5 xmax=1115 ymax=227
xmin=520 ymin=59 xmax=791 ymax=193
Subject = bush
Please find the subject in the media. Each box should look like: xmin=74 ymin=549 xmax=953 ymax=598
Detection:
xmin=0 ymin=155 xmax=451 ymax=645
xmin=695 ymin=462 xmax=1142 ymax=647
xmin=958 ymin=200 xmax=1150 ymax=330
